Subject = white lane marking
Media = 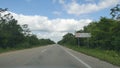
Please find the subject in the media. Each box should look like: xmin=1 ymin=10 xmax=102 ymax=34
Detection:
xmin=60 ymin=46 xmax=92 ymax=68
xmin=41 ymin=49 xmax=47 ymax=53
xmin=41 ymin=45 xmax=55 ymax=53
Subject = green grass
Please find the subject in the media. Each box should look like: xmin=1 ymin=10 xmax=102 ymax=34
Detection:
xmin=64 ymin=45 xmax=120 ymax=66
xmin=0 ymin=48 xmax=16 ymax=54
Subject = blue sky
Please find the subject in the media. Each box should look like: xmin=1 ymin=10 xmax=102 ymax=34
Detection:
xmin=0 ymin=0 xmax=65 ymax=19
xmin=0 ymin=0 xmax=119 ymax=42
xmin=0 ymin=0 xmax=117 ymax=20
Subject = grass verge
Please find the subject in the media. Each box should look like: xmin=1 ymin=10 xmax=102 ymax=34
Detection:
xmin=64 ymin=45 xmax=120 ymax=66
xmin=0 ymin=45 xmax=48 ymax=54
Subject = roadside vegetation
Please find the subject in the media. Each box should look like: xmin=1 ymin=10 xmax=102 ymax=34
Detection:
xmin=0 ymin=8 xmax=55 ymax=53
xmin=58 ymin=4 xmax=120 ymax=66
xmin=63 ymin=45 xmax=120 ymax=66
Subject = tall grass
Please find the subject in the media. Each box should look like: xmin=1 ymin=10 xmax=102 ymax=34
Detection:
xmin=65 ymin=45 xmax=120 ymax=66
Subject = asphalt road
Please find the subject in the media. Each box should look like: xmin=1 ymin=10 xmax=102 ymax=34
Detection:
xmin=0 ymin=44 xmax=119 ymax=68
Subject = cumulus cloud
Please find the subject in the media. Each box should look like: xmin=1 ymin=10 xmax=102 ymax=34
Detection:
xmin=11 ymin=12 xmax=92 ymax=42
xmin=53 ymin=11 xmax=61 ymax=16
xmin=36 ymin=32 xmax=67 ymax=42
xmin=85 ymin=0 xmax=95 ymax=3
xmin=59 ymin=0 xmax=65 ymax=4
xmin=59 ymin=0 xmax=120 ymax=15
xmin=52 ymin=0 xmax=65 ymax=4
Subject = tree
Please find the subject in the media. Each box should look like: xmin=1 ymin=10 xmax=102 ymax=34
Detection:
xmin=0 ymin=8 xmax=55 ymax=49
xmin=58 ymin=33 xmax=77 ymax=45
xmin=110 ymin=4 xmax=120 ymax=20
xmin=22 ymin=24 xmax=31 ymax=36
xmin=58 ymin=4 xmax=120 ymax=52
xmin=0 ymin=8 xmax=24 ymax=48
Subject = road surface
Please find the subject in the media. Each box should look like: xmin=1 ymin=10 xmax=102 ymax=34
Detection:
xmin=0 ymin=44 xmax=119 ymax=68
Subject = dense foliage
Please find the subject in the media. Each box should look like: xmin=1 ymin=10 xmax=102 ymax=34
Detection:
xmin=58 ymin=17 xmax=120 ymax=52
xmin=58 ymin=4 xmax=120 ymax=52
xmin=0 ymin=8 xmax=54 ymax=49
xmin=58 ymin=33 xmax=77 ymax=45
xmin=110 ymin=4 xmax=120 ymax=20
xmin=84 ymin=17 xmax=120 ymax=51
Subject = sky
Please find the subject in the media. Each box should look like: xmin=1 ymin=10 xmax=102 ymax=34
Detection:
xmin=0 ymin=0 xmax=120 ymax=42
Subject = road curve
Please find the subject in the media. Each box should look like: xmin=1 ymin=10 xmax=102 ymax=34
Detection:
xmin=0 ymin=44 xmax=119 ymax=68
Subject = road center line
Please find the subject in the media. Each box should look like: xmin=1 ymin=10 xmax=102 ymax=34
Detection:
xmin=41 ymin=45 xmax=54 ymax=53
xmin=60 ymin=46 xmax=92 ymax=68
xmin=41 ymin=49 xmax=47 ymax=53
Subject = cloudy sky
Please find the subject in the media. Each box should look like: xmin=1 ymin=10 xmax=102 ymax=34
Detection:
xmin=0 ymin=0 xmax=119 ymax=42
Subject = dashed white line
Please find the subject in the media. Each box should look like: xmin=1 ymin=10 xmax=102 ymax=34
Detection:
xmin=41 ymin=49 xmax=47 ymax=53
xmin=41 ymin=45 xmax=55 ymax=53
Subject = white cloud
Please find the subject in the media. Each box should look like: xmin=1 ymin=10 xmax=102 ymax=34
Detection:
xmin=85 ymin=0 xmax=95 ymax=3
xmin=11 ymin=12 xmax=92 ymax=42
xmin=37 ymin=32 xmax=67 ymax=43
xmin=59 ymin=0 xmax=65 ymax=4
xmin=60 ymin=0 xmax=120 ymax=15
xmin=53 ymin=11 xmax=61 ymax=16
xmin=52 ymin=0 xmax=65 ymax=4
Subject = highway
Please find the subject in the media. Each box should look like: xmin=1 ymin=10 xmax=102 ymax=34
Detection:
xmin=0 ymin=44 xmax=119 ymax=68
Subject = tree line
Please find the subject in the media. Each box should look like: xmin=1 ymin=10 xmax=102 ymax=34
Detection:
xmin=0 ymin=8 xmax=55 ymax=49
xmin=58 ymin=4 xmax=120 ymax=52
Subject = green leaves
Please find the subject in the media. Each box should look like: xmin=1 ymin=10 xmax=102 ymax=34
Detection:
xmin=110 ymin=4 xmax=120 ymax=20
xmin=58 ymin=33 xmax=77 ymax=45
xmin=58 ymin=17 xmax=120 ymax=52
xmin=0 ymin=8 xmax=55 ymax=49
